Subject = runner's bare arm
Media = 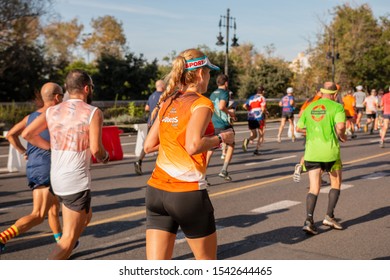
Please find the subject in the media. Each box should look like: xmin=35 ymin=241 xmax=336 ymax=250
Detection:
xmin=144 ymin=117 xmax=160 ymax=153
xmin=21 ymin=113 xmax=50 ymax=150
xmin=6 ymin=115 xmax=28 ymax=155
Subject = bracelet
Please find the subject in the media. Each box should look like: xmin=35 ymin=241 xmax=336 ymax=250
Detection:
xmin=217 ymin=134 xmax=223 ymax=144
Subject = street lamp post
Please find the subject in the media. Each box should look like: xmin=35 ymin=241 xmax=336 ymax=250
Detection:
xmin=216 ymin=8 xmax=239 ymax=75
xmin=326 ymin=31 xmax=340 ymax=82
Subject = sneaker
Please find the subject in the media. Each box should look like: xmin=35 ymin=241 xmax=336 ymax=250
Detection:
xmin=292 ymin=135 xmax=296 ymax=142
xmin=253 ymin=150 xmax=261 ymax=155
xmin=293 ymin=164 xmax=302 ymax=183
xmin=242 ymin=138 xmax=249 ymax=152
xmin=364 ymin=124 xmax=368 ymax=133
xmin=322 ymin=215 xmax=343 ymax=230
xmin=221 ymin=154 xmax=226 ymax=159
xmin=134 ymin=161 xmax=142 ymax=175
xmin=302 ymin=220 xmax=318 ymax=235
xmin=370 ymin=129 xmax=374 ymax=135
xmin=277 ymin=136 xmax=281 ymax=143
xmin=351 ymin=134 xmax=357 ymax=139
xmin=218 ymin=170 xmax=232 ymax=181
xmin=379 ymin=140 xmax=384 ymax=148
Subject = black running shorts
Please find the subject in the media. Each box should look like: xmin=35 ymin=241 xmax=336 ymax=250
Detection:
xmin=304 ymin=160 xmax=337 ymax=172
xmin=57 ymin=190 xmax=91 ymax=213
xmin=146 ymin=185 xmax=216 ymax=239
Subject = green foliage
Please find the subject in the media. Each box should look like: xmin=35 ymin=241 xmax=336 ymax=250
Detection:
xmin=0 ymin=103 xmax=35 ymax=130
xmin=308 ymin=3 xmax=390 ymax=90
xmin=0 ymin=44 xmax=48 ymax=101
xmin=103 ymin=106 xmax=128 ymax=119
xmin=93 ymin=53 xmax=158 ymax=100
xmin=127 ymin=102 xmax=145 ymax=118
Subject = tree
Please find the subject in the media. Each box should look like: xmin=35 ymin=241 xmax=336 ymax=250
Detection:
xmin=93 ymin=52 xmax=158 ymax=101
xmin=42 ymin=18 xmax=83 ymax=63
xmin=228 ymin=44 xmax=293 ymax=99
xmin=0 ymin=0 xmax=51 ymax=101
xmin=82 ymin=15 xmax=126 ymax=60
xmin=307 ymin=3 xmax=390 ymax=90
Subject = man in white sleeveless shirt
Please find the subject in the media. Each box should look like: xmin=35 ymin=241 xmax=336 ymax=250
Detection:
xmin=23 ymin=69 xmax=109 ymax=259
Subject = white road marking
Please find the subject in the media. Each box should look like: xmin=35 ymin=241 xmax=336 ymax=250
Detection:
xmin=320 ymin=184 xmax=354 ymax=193
xmin=245 ymin=155 xmax=297 ymax=166
xmin=369 ymin=137 xmax=389 ymax=143
xmin=251 ymin=200 xmax=301 ymax=214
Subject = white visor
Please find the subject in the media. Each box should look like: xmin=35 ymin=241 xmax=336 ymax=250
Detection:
xmin=185 ymin=56 xmax=220 ymax=71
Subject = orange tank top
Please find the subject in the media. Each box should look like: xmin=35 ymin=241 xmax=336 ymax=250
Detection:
xmin=147 ymin=91 xmax=214 ymax=192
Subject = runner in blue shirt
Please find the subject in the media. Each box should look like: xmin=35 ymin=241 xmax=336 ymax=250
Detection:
xmin=276 ymin=87 xmax=296 ymax=142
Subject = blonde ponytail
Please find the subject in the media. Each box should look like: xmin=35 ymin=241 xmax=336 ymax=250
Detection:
xmin=150 ymin=49 xmax=206 ymax=122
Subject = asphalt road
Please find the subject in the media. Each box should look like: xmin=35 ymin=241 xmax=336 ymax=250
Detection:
xmin=0 ymin=121 xmax=389 ymax=260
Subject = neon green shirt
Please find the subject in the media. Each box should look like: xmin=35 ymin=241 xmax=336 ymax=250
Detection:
xmin=297 ymin=98 xmax=346 ymax=162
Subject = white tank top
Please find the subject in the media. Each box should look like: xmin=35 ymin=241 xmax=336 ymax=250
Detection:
xmin=46 ymin=99 xmax=97 ymax=196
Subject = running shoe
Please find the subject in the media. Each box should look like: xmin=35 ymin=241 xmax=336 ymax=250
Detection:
xmin=293 ymin=164 xmax=302 ymax=183
xmin=277 ymin=136 xmax=281 ymax=143
xmin=351 ymin=134 xmax=357 ymax=139
xmin=134 ymin=161 xmax=142 ymax=175
xmin=218 ymin=170 xmax=232 ymax=181
xmin=302 ymin=220 xmax=318 ymax=235
xmin=322 ymin=215 xmax=343 ymax=230
xmin=292 ymin=135 xmax=296 ymax=142
xmin=364 ymin=124 xmax=368 ymax=133
xmin=253 ymin=150 xmax=261 ymax=155
xmin=242 ymin=138 xmax=249 ymax=152
xmin=379 ymin=140 xmax=384 ymax=148
xmin=221 ymin=154 xmax=226 ymax=159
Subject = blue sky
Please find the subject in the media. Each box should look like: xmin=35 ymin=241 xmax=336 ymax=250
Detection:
xmin=53 ymin=0 xmax=389 ymax=63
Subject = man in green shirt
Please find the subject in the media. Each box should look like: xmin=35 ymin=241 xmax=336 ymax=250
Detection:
xmin=296 ymin=81 xmax=347 ymax=235
xmin=206 ymin=74 xmax=236 ymax=181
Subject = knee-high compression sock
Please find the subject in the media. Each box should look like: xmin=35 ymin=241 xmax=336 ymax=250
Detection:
xmin=327 ymin=188 xmax=340 ymax=218
xmin=0 ymin=225 xmax=19 ymax=244
xmin=306 ymin=193 xmax=318 ymax=222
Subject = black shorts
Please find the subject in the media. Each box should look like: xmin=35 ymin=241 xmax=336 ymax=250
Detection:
xmin=146 ymin=185 xmax=216 ymax=239
xmin=356 ymin=107 xmax=364 ymax=114
xmin=282 ymin=112 xmax=294 ymax=120
xmin=57 ymin=190 xmax=91 ymax=213
xmin=248 ymin=119 xmax=265 ymax=130
xmin=366 ymin=113 xmax=376 ymax=120
xmin=304 ymin=160 xmax=337 ymax=172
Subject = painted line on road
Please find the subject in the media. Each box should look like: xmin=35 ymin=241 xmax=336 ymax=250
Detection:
xmin=244 ymin=155 xmax=297 ymax=166
xmin=343 ymin=151 xmax=390 ymax=165
xmin=320 ymin=184 xmax=354 ymax=193
xmin=251 ymin=200 xmax=301 ymax=214
xmin=369 ymin=137 xmax=389 ymax=143
xmin=0 ymin=154 xmax=8 ymax=158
